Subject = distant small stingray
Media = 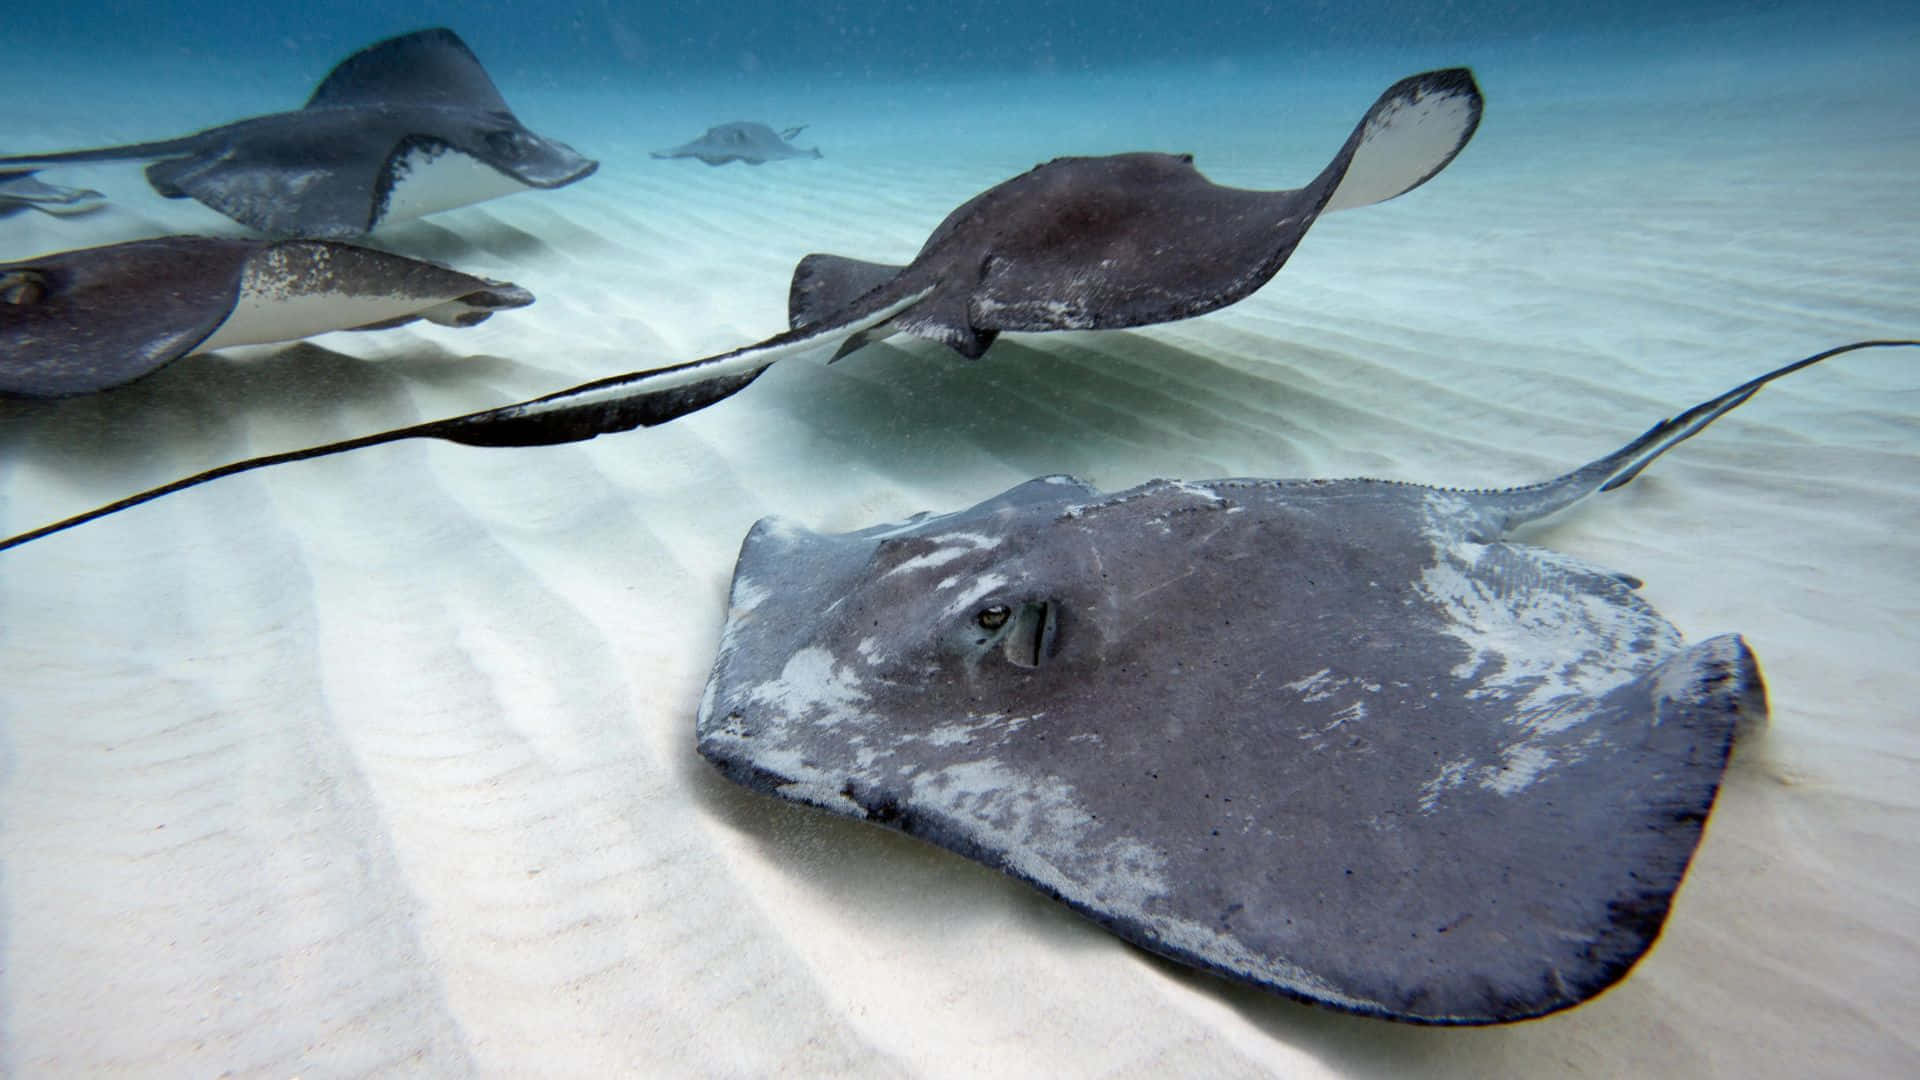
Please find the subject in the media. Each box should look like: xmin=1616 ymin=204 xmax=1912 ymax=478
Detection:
xmin=0 ymin=168 xmax=106 ymax=218
xmin=652 ymin=122 xmax=822 ymax=166
xmin=0 ymin=69 xmax=1492 ymax=547
xmin=0 ymin=29 xmax=597 ymax=237
xmin=695 ymin=339 xmax=1917 ymax=1024
xmin=1 ymin=236 xmax=532 ymax=397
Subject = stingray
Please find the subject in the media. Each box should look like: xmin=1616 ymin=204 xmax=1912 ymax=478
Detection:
xmin=0 ymin=29 xmax=597 ymax=238
xmin=0 ymin=168 xmax=106 ymax=218
xmin=788 ymin=67 xmax=1483 ymax=361
xmin=651 ymin=122 xmax=823 ymax=166
xmin=694 ymin=339 xmax=1916 ymax=1025
xmin=0 ymin=68 xmax=1486 ymax=548
xmin=1 ymin=235 xmax=533 ymax=397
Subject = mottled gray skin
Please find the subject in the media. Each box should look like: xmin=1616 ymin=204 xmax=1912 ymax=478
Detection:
xmin=651 ymin=122 xmax=822 ymax=166
xmin=0 ymin=236 xmax=532 ymax=397
xmin=0 ymin=29 xmax=596 ymax=238
xmin=788 ymin=68 xmax=1482 ymax=360
xmin=696 ymin=370 xmax=1796 ymax=1024
xmin=0 ymin=168 xmax=106 ymax=217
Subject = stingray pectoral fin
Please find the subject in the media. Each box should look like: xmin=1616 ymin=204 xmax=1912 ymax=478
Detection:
xmin=788 ymin=254 xmax=909 ymax=329
xmin=1657 ymin=633 xmax=1768 ymax=743
xmin=1467 ymin=339 xmax=1920 ymax=535
xmin=145 ymin=146 xmax=385 ymax=237
xmin=303 ymin=27 xmax=514 ymax=115
xmin=1320 ymin=67 xmax=1483 ymax=214
xmin=896 ymin=289 xmax=997 ymax=359
xmin=143 ymin=157 xmax=199 ymax=199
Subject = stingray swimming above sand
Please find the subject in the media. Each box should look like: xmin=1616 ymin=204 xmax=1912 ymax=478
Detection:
xmin=0 ymin=28 xmax=597 ymax=238
xmin=652 ymin=122 xmax=822 ymax=165
xmin=0 ymin=236 xmax=533 ymax=397
xmin=696 ymin=338 xmax=1917 ymax=1024
xmin=0 ymin=68 xmax=1490 ymax=548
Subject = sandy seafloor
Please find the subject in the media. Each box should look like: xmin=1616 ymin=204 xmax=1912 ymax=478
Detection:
xmin=1 ymin=19 xmax=1917 ymax=1078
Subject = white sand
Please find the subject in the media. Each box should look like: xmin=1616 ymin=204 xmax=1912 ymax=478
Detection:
xmin=2 ymin=38 xmax=1917 ymax=1076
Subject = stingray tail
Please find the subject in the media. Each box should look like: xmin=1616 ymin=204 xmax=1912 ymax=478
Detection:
xmin=1473 ymin=339 xmax=1920 ymax=533
xmin=0 ymin=137 xmax=203 ymax=168
xmin=0 ymin=288 xmax=933 ymax=553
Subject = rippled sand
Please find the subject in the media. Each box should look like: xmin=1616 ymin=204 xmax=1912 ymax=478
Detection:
xmin=2 ymin=47 xmax=1917 ymax=1076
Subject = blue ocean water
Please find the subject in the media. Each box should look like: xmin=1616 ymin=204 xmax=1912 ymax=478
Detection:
xmin=5 ymin=2 xmax=1915 ymax=80
xmin=7 ymin=2 xmax=1917 ymax=100
xmin=4 ymin=1 xmax=1912 ymax=205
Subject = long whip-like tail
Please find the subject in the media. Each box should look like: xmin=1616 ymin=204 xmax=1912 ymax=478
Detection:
xmin=0 ymin=289 xmax=931 ymax=552
xmin=1472 ymin=339 xmax=1919 ymax=532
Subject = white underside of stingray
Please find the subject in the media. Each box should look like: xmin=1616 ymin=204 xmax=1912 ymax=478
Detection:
xmin=197 ymin=241 xmax=516 ymax=351
xmin=379 ymin=144 xmax=533 ymax=226
xmin=1322 ymin=81 xmax=1480 ymax=213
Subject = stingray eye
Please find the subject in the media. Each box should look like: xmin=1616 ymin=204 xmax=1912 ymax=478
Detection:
xmin=976 ymin=604 xmax=1011 ymax=631
xmin=0 ymin=271 xmax=47 ymax=306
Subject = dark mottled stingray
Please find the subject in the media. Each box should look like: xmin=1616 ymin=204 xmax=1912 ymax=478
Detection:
xmin=695 ymin=340 xmax=1915 ymax=1024
xmin=0 ymin=29 xmax=596 ymax=238
xmin=0 ymin=168 xmax=106 ymax=217
xmin=0 ymin=69 xmax=1481 ymax=548
xmin=790 ymin=68 xmax=1483 ymax=361
xmin=1 ymin=236 xmax=532 ymax=397
xmin=652 ymin=122 xmax=822 ymax=165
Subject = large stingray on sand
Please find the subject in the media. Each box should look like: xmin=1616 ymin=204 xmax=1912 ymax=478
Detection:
xmin=0 ymin=68 xmax=1480 ymax=548
xmin=0 ymin=29 xmax=596 ymax=237
xmin=695 ymin=339 xmax=1916 ymax=1024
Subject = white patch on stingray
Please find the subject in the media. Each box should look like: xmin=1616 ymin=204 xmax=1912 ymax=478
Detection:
xmin=1418 ymin=758 xmax=1473 ymax=814
xmin=380 ymin=144 xmax=530 ymax=224
xmin=1284 ymin=668 xmax=1336 ymax=696
xmin=1479 ymin=743 xmax=1557 ymax=796
xmin=937 ymin=572 xmax=1010 ymax=619
xmin=730 ymin=577 xmax=770 ymax=615
xmin=1411 ymin=491 xmax=1686 ymax=804
xmin=851 ymin=736 xmax=895 ymax=771
xmin=925 ymin=724 xmax=978 ymax=747
xmin=919 ymin=713 xmax=1035 ymax=749
xmin=745 ymin=646 xmax=873 ymax=729
xmin=712 ymin=577 xmax=772 ymax=664
xmin=911 ymin=759 xmax=1170 ymax=911
xmin=1162 ymin=480 xmax=1228 ymax=504
xmin=1323 ymin=76 xmax=1479 ymax=213
xmin=199 ymin=244 xmax=466 ymax=352
xmin=1415 ymin=492 xmax=1678 ymax=733
xmin=883 ymin=531 xmax=1003 ymax=577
